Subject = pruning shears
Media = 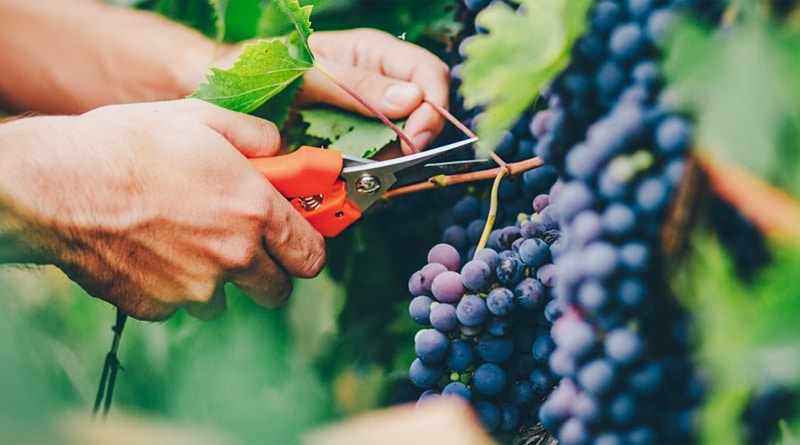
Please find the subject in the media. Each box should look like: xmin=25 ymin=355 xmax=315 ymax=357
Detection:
xmin=248 ymin=137 xmax=479 ymax=237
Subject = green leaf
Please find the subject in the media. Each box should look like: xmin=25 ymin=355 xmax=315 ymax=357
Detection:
xmin=190 ymin=39 xmax=312 ymax=113
xmin=461 ymin=0 xmax=591 ymax=156
xmin=299 ymin=107 xmax=405 ymax=158
xmin=663 ymin=18 xmax=800 ymax=198
xmin=252 ymin=77 xmax=304 ymax=128
xmin=276 ymin=0 xmax=315 ymax=63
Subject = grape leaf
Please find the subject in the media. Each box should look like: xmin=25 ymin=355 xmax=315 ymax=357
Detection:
xmin=276 ymin=0 xmax=315 ymax=63
xmin=191 ymin=0 xmax=314 ymax=114
xmin=461 ymin=0 xmax=591 ymax=156
xmin=191 ymin=40 xmax=312 ymax=113
xmin=664 ymin=18 xmax=800 ymax=198
xmin=299 ymin=107 xmax=405 ymax=158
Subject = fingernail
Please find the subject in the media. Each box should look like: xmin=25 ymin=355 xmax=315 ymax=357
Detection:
xmin=384 ymin=82 xmax=420 ymax=110
xmin=410 ymin=131 xmax=432 ymax=152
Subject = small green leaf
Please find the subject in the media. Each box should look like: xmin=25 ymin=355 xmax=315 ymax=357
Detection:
xmin=276 ymin=0 xmax=314 ymax=63
xmin=190 ymin=39 xmax=312 ymax=113
xmin=461 ymin=0 xmax=591 ymax=156
xmin=299 ymin=107 xmax=405 ymax=158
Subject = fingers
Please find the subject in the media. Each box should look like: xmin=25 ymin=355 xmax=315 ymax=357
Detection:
xmin=191 ymin=99 xmax=282 ymax=158
xmin=185 ymin=285 xmax=228 ymax=321
xmin=303 ymin=29 xmax=450 ymax=152
xmin=227 ymin=249 xmax=294 ymax=309
xmin=259 ymin=185 xmax=328 ymax=279
xmin=301 ymin=63 xmax=424 ymax=119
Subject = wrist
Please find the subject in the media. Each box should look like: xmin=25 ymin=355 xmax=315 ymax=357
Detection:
xmin=0 ymin=117 xmax=59 ymax=264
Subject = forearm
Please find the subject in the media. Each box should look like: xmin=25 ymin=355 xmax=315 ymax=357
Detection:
xmin=0 ymin=0 xmax=217 ymax=114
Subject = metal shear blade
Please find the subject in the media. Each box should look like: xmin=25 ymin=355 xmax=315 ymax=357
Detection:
xmin=340 ymin=137 xmax=479 ymax=212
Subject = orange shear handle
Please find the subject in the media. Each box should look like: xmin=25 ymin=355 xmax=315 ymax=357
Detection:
xmin=249 ymin=146 xmax=362 ymax=237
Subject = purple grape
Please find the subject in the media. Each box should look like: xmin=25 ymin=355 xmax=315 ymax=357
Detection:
xmin=473 ymin=248 xmax=499 ymax=270
xmin=431 ymin=270 xmax=465 ymax=303
xmin=495 ymin=254 xmax=526 ymax=287
xmin=428 ymin=243 xmax=461 ymax=272
xmin=408 ymin=262 xmax=447 ymax=296
xmin=533 ymin=194 xmax=550 ymax=213
xmin=536 ymin=263 xmax=557 ymax=288
xmin=460 ymin=259 xmax=492 ymax=291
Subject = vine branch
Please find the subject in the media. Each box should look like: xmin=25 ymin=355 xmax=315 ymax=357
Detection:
xmin=382 ymin=156 xmax=545 ymax=199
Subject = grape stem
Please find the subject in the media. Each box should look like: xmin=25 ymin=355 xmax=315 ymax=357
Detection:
xmin=382 ymin=156 xmax=544 ymax=198
xmin=313 ymin=61 xmax=419 ymax=152
xmin=475 ymin=167 xmax=508 ymax=256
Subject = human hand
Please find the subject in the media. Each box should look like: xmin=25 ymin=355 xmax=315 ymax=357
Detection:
xmin=299 ymin=29 xmax=450 ymax=155
xmin=0 ymin=99 xmax=326 ymax=321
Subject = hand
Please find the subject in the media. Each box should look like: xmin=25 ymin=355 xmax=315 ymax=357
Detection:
xmin=300 ymin=29 xmax=450 ymax=155
xmin=0 ymin=99 xmax=326 ymax=321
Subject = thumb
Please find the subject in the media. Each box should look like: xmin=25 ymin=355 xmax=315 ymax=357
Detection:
xmin=190 ymin=99 xmax=282 ymax=158
xmin=301 ymin=59 xmax=424 ymax=119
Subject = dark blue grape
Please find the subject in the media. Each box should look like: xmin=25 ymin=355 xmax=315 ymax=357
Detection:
xmin=518 ymin=238 xmax=551 ymax=268
xmin=415 ymin=329 xmax=449 ymax=363
xmin=473 ymin=400 xmax=501 ymax=432
xmin=655 ymin=115 xmax=692 ymax=155
xmin=456 ymin=293 xmax=489 ymax=327
xmin=495 ymin=254 xmax=526 ymax=287
xmin=429 ymin=302 xmax=458 ymax=332
xmin=409 ymin=358 xmax=444 ymax=389
xmin=605 ymin=328 xmax=644 ymax=365
xmin=447 ymin=339 xmax=475 ymax=372
xmin=514 ymin=277 xmax=546 ymax=310
xmin=487 ymin=287 xmax=516 ymax=317
xmin=532 ymin=334 xmax=556 ymax=362
xmin=473 ymin=363 xmax=508 ymax=395
xmin=442 ymin=381 xmax=472 ymax=402
xmin=609 ymin=23 xmax=645 ymax=60
xmin=409 ymin=295 xmax=433 ymax=325
xmin=578 ymin=359 xmax=616 ymax=395
xmin=476 ymin=334 xmax=514 ymax=363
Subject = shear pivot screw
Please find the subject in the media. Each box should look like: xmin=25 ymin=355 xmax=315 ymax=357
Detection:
xmin=355 ymin=175 xmax=381 ymax=195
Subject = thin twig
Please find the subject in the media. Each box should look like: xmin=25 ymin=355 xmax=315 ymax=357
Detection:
xmin=424 ymin=99 xmax=477 ymax=139
xmin=314 ymin=61 xmax=418 ymax=152
xmin=382 ymin=157 xmax=544 ymax=199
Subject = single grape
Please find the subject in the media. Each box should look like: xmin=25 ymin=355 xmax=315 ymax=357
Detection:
xmin=431 ymin=270 xmax=466 ymax=303
xmin=487 ymin=287 xmax=516 ymax=317
xmin=461 ymin=259 xmax=493 ymax=291
xmin=414 ymin=329 xmax=449 ymax=364
xmin=456 ymin=293 xmax=490 ymax=327
xmin=428 ymin=243 xmax=462 ymax=272
xmin=473 ymin=363 xmax=508 ymax=395
xmin=429 ymin=302 xmax=458 ymax=332
xmin=409 ymin=295 xmax=434 ymax=325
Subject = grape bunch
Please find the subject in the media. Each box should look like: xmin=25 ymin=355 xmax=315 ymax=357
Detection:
xmin=529 ymin=1 xmax=715 ymax=443
xmin=407 ymin=194 xmax=562 ymax=436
